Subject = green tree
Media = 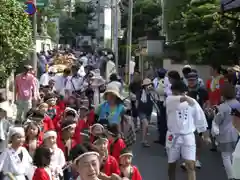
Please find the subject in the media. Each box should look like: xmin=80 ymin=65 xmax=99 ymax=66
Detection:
xmin=169 ymin=0 xmax=236 ymax=64
xmin=59 ymin=2 xmax=96 ymax=44
xmin=121 ymin=0 xmax=162 ymax=41
xmin=0 ymin=0 xmax=32 ymax=82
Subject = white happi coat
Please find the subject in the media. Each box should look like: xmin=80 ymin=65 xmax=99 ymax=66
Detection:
xmin=0 ymin=118 xmax=12 ymax=153
xmin=50 ymin=147 xmax=66 ymax=180
xmin=0 ymin=146 xmax=32 ymax=180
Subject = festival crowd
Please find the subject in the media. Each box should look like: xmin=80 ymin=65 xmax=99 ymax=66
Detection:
xmin=0 ymin=48 xmax=240 ymax=180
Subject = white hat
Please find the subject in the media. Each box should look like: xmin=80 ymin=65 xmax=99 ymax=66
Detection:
xmin=9 ymin=127 xmax=25 ymax=138
xmin=183 ymin=65 xmax=191 ymax=69
xmin=48 ymin=66 xmax=57 ymax=73
xmin=142 ymin=78 xmax=152 ymax=86
xmin=103 ymin=83 xmax=123 ymax=100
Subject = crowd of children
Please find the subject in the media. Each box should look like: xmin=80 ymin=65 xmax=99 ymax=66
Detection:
xmin=0 ymin=79 xmax=141 ymax=180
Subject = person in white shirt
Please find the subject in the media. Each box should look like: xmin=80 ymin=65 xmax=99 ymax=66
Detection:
xmin=166 ymin=81 xmax=209 ymax=180
xmin=230 ymin=102 xmax=240 ymax=180
xmin=65 ymin=65 xmax=84 ymax=97
xmin=78 ymin=61 xmax=86 ymax=77
xmin=42 ymin=130 xmax=65 ymax=180
xmin=39 ymin=67 xmax=57 ymax=87
xmin=129 ymin=57 xmax=136 ymax=81
xmin=54 ymin=68 xmax=71 ymax=97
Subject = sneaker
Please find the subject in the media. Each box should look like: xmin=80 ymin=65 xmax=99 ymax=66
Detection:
xmin=142 ymin=141 xmax=150 ymax=147
xmin=195 ymin=160 xmax=201 ymax=169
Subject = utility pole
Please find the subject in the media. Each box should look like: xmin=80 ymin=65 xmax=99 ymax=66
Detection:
xmin=114 ymin=0 xmax=119 ymax=73
xmin=96 ymin=0 xmax=101 ymax=46
xmin=111 ymin=0 xmax=114 ymax=50
xmin=68 ymin=0 xmax=72 ymax=18
xmin=32 ymin=0 xmax=38 ymax=73
xmin=126 ymin=0 xmax=133 ymax=84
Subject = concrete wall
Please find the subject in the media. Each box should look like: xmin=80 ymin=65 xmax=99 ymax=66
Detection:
xmin=163 ymin=59 xmax=211 ymax=82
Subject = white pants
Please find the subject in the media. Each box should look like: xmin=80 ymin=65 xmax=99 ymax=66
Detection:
xmin=166 ymin=132 xmax=196 ymax=163
xmin=221 ymin=152 xmax=234 ymax=179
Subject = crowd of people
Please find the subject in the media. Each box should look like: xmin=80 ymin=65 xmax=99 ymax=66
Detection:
xmin=1 ymin=46 xmax=240 ymax=180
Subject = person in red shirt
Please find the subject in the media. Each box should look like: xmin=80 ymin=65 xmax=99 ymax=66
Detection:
xmin=119 ymin=148 xmax=142 ymax=180
xmin=107 ymin=124 xmax=126 ymax=163
xmin=206 ymin=65 xmax=225 ymax=151
xmin=38 ymin=103 xmax=55 ymax=130
xmin=44 ymin=93 xmax=59 ymax=120
xmin=32 ymin=146 xmax=52 ymax=180
xmin=57 ymin=119 xmax=77 ymax=159
xmin=57 ymin=119 xmax=77 ymax=180
xmin=27 ymin=109 xmax=53 ymax=144
xmin=74 ymin=106 xmax=90 ymax=144
xmin=24 ymin=121 xmax=41 ymax=157
xmin=90 ymin=123 xmax=105 ymax=143
xmin=206 ymin=65 xmax=225 ymax=106
xmin=93 ymin=135 xmax=120 ymax=176
xmin=53 ymin=107 xmax=78 ymax=131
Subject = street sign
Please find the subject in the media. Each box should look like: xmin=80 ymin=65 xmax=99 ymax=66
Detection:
xmin=18 ymin=0 xmax=49 ymax=8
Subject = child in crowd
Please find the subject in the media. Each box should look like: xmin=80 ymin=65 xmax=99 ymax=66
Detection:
xmin=107 ymin=124 xmax=126 ymax=163
xmin=42 ymin=130 xmax=65 ymax=180
xmin=32 ymin=147 xmax=53 ymax=180
xmin=44 ymin=93 xmax=59 ymax=120
xmin=119 ymin=148 xmax=142 ymax=180
xmin=93 ymin=135 xmax=120 ymax=176
xmin=24 ymin=121 xmax=41 ymax=157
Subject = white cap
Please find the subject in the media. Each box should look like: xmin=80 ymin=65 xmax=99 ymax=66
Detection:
xmin=48 ymin=66 xmax=57 ymax=73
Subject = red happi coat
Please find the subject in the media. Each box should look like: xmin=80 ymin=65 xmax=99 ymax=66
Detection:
xmin=32 ymin=168 xmax=51 ymax=180
xmin=38 ymin=115 xmax=55 ymax=144
xmin=102 ymin=155 xmax=120 ymax=176
xmin=121 ymin=166 xmax=142 ymax=180
xmin=57 ymin=132 xmax=77 ymax=159
xmin=108 ymin=138 xmax=126 ymax=163
xmin=74 ymin=119 xmax=89 ymax=144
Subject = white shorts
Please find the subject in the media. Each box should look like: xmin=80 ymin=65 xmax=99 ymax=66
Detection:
xmin=166 ymin=132 xmax=196 ymax=163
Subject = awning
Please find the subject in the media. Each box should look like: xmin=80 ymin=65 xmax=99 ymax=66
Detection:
xmin=221 ymin=0 xmax=240 ymax=12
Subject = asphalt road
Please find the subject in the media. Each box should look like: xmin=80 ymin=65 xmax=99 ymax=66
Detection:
xmin=131 ymin=119 xmax=227 ymax=180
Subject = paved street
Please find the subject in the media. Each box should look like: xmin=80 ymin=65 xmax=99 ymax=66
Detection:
xmin=132 ymin=124 xmax=227 ymax=180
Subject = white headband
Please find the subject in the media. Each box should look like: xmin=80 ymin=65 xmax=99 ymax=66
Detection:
xmin=119 ymin=153 xmax=133 ymax=158
xmin=62 ymin=123 xmax=77 ymax=131
xmin=43 ymin=130 xmax=57 ymax=140
xmin=90 ymin=123 xmax=104 ymax=133
xmin=74 ymin=152 xmax=99 ymax=164
xmin=93 ymin=137 xmax=108 ymax=145
xmin=9 ymin=127 xmax=25 ymax=138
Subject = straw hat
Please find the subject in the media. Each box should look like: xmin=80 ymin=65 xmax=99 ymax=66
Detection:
xmin=142 ymin=78 xmax=152 ymax=86
xmin=103 ymin=83 xmax=123 ymax=100
xmin=233 ymin=65 xmax=240 ymax=72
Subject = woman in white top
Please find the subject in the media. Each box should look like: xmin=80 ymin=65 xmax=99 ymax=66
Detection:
xmin=0 ymin=127 xmax=32 ymax=180
xmin=42 ymin=130 xmax=65 ymax=180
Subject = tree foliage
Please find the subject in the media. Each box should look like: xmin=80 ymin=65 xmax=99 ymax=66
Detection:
xmin=59 ymin=2 xmax=96 ymax=44
xmin=169 ymin=0 xmax=240 ymax=64
xmin=0 ymin=0 xmax=33 ymax=81
xmin=121 ymin=0 xmax=162 ymax=41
